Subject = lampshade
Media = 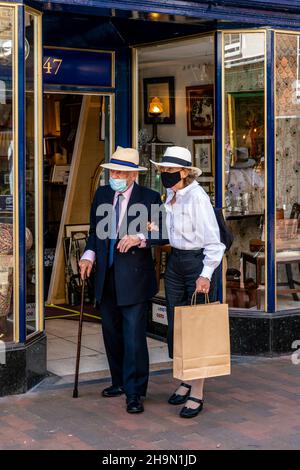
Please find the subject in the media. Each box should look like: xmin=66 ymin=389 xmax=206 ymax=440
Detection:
xmin=148 ymin=96 xmax=164 ymax=115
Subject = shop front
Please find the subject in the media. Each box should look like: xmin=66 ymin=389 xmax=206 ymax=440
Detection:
xmin=1 ymin=0 xmax=300 ymax=396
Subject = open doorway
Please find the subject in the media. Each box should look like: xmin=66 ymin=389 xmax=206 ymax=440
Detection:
xmin=43 ymin=91 xmax=170 ymax=380
xmin=44 ymin=92 xmax=112 ymax=377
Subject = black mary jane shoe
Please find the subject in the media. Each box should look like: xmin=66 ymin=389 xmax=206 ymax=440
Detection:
xmin=180 ymin=397 xmax=204 ymax=418
xmin=168 ymin=382 xmax=191 ymax=405
xmin=126 ymin=394 xmax=144 ymax=414
xmin=102 ymin=385 xmax=124 ymax=397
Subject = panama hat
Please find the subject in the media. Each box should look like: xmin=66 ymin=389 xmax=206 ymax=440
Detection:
xmin=101 ymin=146 xmax=147 ymax=171
xmin=232 ymin=147 xmax=256 ymax=169
xmin=150 ymin=146 xmax=202 ymax=176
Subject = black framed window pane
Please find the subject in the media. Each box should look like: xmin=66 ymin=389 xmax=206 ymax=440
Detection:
xmin=224 ymin=32 xmax=266 ymax=311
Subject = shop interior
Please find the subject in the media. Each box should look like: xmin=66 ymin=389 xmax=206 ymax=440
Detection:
xmin=43 ymin=92 xmax=110 ymax=375
xmin=137 ymin=32 xmax=300 ymax=314
xmin=42 ymin=92 xmax=170 ymax=377
xmin=1 ymin=8 xmax=300 ymax=373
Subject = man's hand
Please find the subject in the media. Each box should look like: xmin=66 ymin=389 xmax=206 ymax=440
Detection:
xmin=79 ymin=259 xmax=93 ymax=280
xmin=117 ymin=235 xmax=141 ymax=253
xmin=196 ymin=276 xmax=210 ymax=294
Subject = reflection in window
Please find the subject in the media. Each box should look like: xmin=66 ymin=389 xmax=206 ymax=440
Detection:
xmin=25 ymin=11 xmax=39 ymax=337
xmin=275 ymin=33 xmax=300 ymax=310
xmin=224 ymin=32 xmax=266 ymax=311
xmin=137 ymin=36 xmax=215 ymax=298
xmin=0 ymin=6 xmax=14 ymax=341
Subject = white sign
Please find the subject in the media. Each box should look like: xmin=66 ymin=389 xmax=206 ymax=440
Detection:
xmin=0 ymin=341 xmax=6 ymax=365
xmin=152 ymin=303 xmax=168 ymax=326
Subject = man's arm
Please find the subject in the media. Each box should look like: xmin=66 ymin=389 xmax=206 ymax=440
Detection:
xmin=84 ymin=191 xmax=98 ymax=253
xmin=117 ymin=192 xmax=169 ymax=253
xmin=79 ymin=190 xmax=98 ymax=279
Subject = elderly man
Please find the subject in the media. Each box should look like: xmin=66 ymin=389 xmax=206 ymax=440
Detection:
xmin=79 ymin=147 xmax=167 ymax=414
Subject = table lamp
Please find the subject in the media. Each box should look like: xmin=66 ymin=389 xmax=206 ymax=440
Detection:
xmin=148 ymin=96 xmax=164 ymax=143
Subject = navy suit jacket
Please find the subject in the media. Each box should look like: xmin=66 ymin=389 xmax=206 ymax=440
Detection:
xmin=84 ymin=182 xmax=168 ymax=306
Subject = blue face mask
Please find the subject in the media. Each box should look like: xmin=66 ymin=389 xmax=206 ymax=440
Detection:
xmin=109 ymin=176 xmax=128 ymax=193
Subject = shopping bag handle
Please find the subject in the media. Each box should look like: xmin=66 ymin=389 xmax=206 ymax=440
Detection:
xmin=191 ymin=291 xmax=210 ymax=306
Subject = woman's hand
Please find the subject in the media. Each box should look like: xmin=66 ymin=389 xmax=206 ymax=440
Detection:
xmin=196 ymin=276 xmax=210 ymax=294
xmin=79 ymin=259 xmax=93 ymax=280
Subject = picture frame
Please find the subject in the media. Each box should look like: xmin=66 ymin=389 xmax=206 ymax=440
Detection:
xmin=143 ymin=76 xmax=175 ymax=125
xmin=227 ymin=91 xmax=264 ymax=162
xmin=193 ymin=138 xmax=214 ymax=177
xmin=64 ymin=224 xmax=90 ymax=276
xmin=64 ymin=223 xmax=90 ymax=240
xmin=3 ymin=174 xmax=10 ymax=185
xmin=201 ymin=181 xmax=211 ymax=194
xmin=50 ymin=164 xmax=70 ymax=184
xmin=200 ymin=181 xmax=215 ymax=204
xmin=186 ymin=85 xmax=214 ymax=136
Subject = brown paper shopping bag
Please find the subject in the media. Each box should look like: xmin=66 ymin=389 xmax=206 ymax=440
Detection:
xmin=173 ymin=292 xmax=231 ymax=381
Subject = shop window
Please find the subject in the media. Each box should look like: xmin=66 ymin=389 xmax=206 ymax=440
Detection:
xmin=224 ymin=34 xmax=241 ymax=59
xmin=275 ymin=33 xmax=300 ymax=311
xmin=0 ymin=6 xmax=14 ymax=341
xmin=137 ymin=35 xmax=215 ymax=300
xmin=223 ymin=32 xmax=266 ymax=311
xmin=25 ymin=11 xmax=42 ymax=337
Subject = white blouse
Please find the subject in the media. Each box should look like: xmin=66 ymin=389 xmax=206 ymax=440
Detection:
xmin=165 ymin=180 xmax=226 ymax=280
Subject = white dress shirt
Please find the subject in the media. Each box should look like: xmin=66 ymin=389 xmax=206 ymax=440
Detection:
xmin=165 ymin=180 xmax=225 ymax=280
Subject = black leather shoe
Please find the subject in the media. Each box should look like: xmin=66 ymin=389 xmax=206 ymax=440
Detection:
xmin=102 ymin=385 xmax=124 ymax=397
xmin=180 ymin=397 xmax=204 ymax=418
xmin=126 ymin=394 xmax=144 ymax=414
xmin=168 ymin=382 xmax=191 ymax=405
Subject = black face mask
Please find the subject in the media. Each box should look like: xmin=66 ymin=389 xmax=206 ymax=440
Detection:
xmin=161 ymin=171 xmax=182 ymax=189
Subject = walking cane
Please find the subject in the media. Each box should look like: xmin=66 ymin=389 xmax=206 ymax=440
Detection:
xmin=72 ymin=276 xmax=85 ymax=398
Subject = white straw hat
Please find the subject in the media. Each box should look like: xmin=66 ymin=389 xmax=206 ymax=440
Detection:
xmin=101 ymin=146 xmax=147 ymax=171
xmin=150 ymin=146 xmax=202 ymax=176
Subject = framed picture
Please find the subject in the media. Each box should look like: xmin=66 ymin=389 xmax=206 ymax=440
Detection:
xmin=50 ymin=164 xmax=70 ymax=184
xmin=64 ymin=224 xmax=90 ymax=274
xmin=143 ymin=76 xmax=175 ymax=124
xmin=227 ymin=91 xmax=264 ymax=162
xmin=193 ymin=139 xmax=214 ymax=177
xmin=200 ymin=181 xmax=214 ymax=204
xmin=201 ymin=182 xmax=211 ymax=194
xmin=65 ymin=223 xmax=90 ymax=240
xmin=186 ymin=85 xmax=214 ymax=136
xmin=3 ymin=174 xmax=10 ymax=185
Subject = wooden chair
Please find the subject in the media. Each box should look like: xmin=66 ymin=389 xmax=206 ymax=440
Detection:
xmin=241 ymin=206 xmax=300 ymax=309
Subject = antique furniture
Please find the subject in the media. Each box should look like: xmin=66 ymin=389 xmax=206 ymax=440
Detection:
xmin=0 ymin=224 xmax=33 ymax=337
xmin=241 ymin=206 xmax=300 ymax=309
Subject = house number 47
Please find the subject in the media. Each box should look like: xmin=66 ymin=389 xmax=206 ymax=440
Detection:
xmin=43 ymin=57 xmax=63 ymax=75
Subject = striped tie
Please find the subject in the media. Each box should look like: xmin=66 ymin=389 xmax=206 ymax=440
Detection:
xmin=108 ymin=193 xmax=124 ymax=268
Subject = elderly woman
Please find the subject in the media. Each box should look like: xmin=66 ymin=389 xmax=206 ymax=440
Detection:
xmin=151 ymin=146 xmax=225 ymax=418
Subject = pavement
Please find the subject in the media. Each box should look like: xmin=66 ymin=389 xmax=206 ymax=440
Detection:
xmin=0 ymin=355 xmax=300 ymax=450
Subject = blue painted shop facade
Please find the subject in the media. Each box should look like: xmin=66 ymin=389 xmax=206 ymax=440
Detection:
xmin=1 ymin=0 xmax=300 ymax=395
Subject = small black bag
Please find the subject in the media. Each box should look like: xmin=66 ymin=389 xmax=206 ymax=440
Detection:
xmin=213 ymin=207 xmax=234 ymax=252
